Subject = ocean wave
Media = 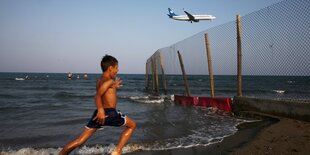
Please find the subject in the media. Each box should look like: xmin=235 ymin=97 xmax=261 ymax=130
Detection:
xmin=0 ymin=94 xmax=20 ymax=99
xmin=15 ymin=77 xmax=26 ymax=81
xmin=44 ymin=117 xmax=88 ymax=126
xmin=272 ymin=90 xmax=286 ymax=94
xmin=0 ymin=133 xmax=233 ymax=155
xmin=53 ymin=92 xmax=93 ymax=99
xmin=129 ymin=96 xmax=149 ymax=100
xmin=120 ymin=95 xmax=167 ymax=104
xmin=287 ymin=80 xmax=295 ymax=84
xmin=1 ymin=147 xmax=61 ymax=155
xmin=0 ymin=105 xmax=22 ymax=111
xmin=0 ymin=113 xmax=244 ymax=155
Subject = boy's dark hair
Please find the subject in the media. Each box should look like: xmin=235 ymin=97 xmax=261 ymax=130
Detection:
xmin=101 ymin=55 xmax=118 ymax=72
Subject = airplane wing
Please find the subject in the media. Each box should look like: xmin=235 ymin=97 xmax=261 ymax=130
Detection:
xmin=184 ymin=10 xmax=199 ymax=22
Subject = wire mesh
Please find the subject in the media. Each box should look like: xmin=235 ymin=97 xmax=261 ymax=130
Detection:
xmin=146 ymin=0 xmax=309 ymax=102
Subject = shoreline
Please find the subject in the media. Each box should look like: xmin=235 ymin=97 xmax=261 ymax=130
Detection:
xmin=127 ymin=113 xmax=310 ymax=155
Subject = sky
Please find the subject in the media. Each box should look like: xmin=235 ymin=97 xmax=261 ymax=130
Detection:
xmin=0 ymin=0 xmax=283 ymax=74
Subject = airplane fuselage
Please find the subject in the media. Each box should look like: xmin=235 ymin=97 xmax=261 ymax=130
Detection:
xmin=171 ymin=15 xmax=216 ymax=21
xmin=167 ymin=8 xmax=216 ymax=23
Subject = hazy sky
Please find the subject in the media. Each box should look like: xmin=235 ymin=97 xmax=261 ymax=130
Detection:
xmin=0 ymin=0 xmax=283 ymax=74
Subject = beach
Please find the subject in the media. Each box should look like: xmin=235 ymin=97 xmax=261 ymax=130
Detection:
xmin=128 ymin=113 xmax=310 ymax=155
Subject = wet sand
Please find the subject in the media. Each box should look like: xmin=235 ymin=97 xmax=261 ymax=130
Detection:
xmin=232 ymin=116 xmax=310 ymax=155
xmin=128 ymin=113 xmax=310 ymax=155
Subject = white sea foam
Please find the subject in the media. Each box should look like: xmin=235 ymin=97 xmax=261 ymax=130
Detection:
xmin=1 ymin=147 xmax=61 ymax=155
xmin=170 ymin=95 xmax=175 ymax=101
xmin=15 ymin=78 xmax=25 ymax=81
xmin=140 ymin=98 xmax=164 ymax=104
xmin=77 ymin=144 xmax=115 ymax=154
xmin=273 ymin=90 xmax=285 ymax=94
xmin=128 ymin=95 xmax=165 ymax=104
xmin=129 ymin=96 xmax=149 ymax=100
xmin=0 ymin=128 xmax=239 ymax=155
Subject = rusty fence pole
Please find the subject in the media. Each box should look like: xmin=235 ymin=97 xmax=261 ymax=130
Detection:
xmin=205 ymin=33 xmax=215 ymax=97
xmin=154 ymin=55 xmax=159 ymax=94
xmin=237 ymin=15 xmax=243 ymax=97
xmin=145 ymin=62 xmax=149 ymax=90
xmin=159 ymin=51 xmax=167 ymax=94
xmin=151 ymin=56 xmax=155 ymax=91
xmin=177 ymin=51 xmax=191 ymax=96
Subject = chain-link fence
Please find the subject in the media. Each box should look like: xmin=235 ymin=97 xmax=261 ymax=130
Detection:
xmin=146 ymin=0 xmax=309 ymax=102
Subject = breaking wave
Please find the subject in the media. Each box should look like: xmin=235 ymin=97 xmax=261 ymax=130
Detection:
xmin=119 ymin=95 xmax=169 ymax=104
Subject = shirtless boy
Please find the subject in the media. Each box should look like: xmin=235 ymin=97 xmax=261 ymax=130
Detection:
xmin=59 ymin=55 xmax=136 ymax=155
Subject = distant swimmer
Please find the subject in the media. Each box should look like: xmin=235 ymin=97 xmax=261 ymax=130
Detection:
xmin=59 ymin=55 xmax=136 ymax=155
xmin=67 ymin=72 xmax=73 ymax=79
xmin=83 ymin=73 xmax=88 ymax=80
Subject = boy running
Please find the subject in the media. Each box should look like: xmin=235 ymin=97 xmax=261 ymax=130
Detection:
xmin=59 ymin=55 xmax=136 ymax=155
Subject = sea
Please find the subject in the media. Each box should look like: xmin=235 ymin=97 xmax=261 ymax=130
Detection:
xmin=0 ymin=73 xmax=309 ymax=155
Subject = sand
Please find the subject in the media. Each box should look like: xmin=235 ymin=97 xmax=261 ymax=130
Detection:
xmin=128 ymin=113 xmax=310 ymax=155
xmin=232 ymin=116 xmax=310 ymax=155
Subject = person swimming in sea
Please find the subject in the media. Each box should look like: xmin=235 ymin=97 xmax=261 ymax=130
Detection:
xmin=67 ymin=72 xmax=73 ymax=79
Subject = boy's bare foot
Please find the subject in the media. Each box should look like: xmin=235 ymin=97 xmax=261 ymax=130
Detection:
xmin=111 ymin=150 xmax=121 ymax=155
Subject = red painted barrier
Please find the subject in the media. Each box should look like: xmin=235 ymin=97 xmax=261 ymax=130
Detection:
xmin=174 ymin=95 xmax=199 ymax=106
xmin=174 ymin=95 xmax=232 ymax=112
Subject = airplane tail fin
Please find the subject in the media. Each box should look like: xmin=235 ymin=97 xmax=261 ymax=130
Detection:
xmin=167 ymin=8 xmax=177 ymax=18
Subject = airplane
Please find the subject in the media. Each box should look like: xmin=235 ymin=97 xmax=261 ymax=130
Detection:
xmin=167 ymin=8 xmax=216 ymax=23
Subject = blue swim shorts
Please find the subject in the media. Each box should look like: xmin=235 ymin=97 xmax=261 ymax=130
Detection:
xmin=85 ymin=108 xmax=126 ymax=129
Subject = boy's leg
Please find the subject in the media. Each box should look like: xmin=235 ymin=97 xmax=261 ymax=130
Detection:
xmin=112 ymin=116 xmax=136 ymax=155
xmin=59 ymin=128 xmax=97 ymax=155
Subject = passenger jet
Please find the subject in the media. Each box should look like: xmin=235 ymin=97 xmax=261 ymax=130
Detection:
xmin=167 ymin=8 xmax=216 ymax=23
